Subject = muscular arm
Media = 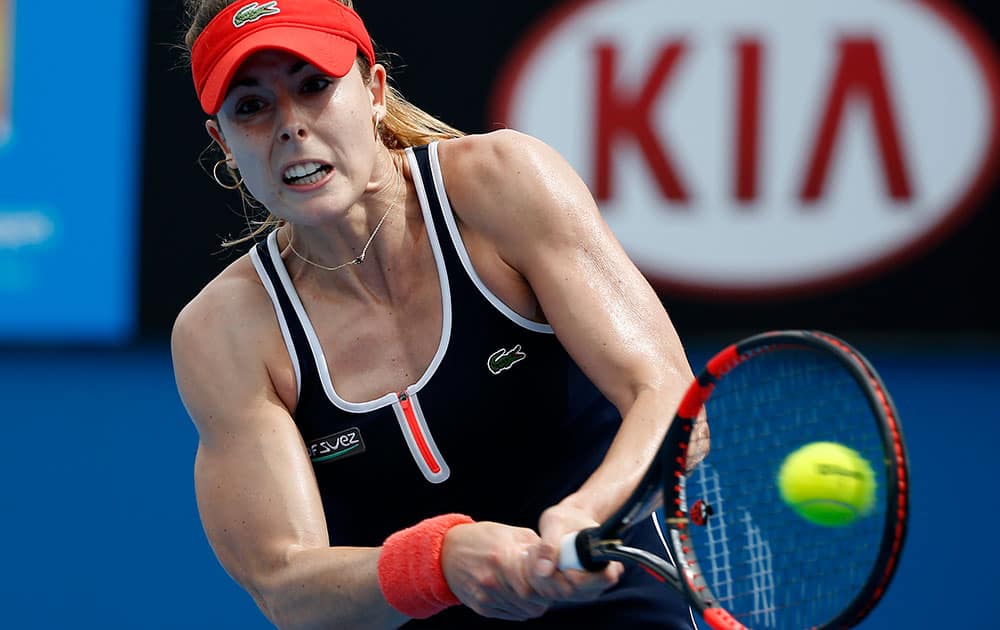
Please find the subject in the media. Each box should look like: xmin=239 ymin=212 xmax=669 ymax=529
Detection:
xmin=172 ymin=264 xmax=553 ymax=626
xmin=171 ymin=272 xmax=408 ymax=630
xmin=440 ymin=130 xmax=700 ymax=531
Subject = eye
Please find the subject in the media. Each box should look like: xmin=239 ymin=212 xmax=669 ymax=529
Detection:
xmin=301 ymin=76 xmax=332 ymax=94
xmin=234 ymin=97 xmax=266 ymax=116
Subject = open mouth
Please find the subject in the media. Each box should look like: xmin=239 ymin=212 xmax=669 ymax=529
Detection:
xmin=283 ymin=161 xmax=333 ymax=185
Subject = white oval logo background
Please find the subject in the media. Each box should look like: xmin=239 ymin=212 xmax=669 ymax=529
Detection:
xmin=493 ymin=0 xmax=1000 ymax=297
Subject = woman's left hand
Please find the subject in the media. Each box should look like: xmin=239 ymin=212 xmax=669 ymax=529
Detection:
xmin=522 ymin=503 xmax=624 ymax=602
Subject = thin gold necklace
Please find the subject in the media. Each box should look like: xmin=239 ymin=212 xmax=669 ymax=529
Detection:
xmin=287 ymin=171 xmax=403 ymax=272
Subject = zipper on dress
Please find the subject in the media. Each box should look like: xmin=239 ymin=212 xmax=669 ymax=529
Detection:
xmin=398 ymin=391 xmax=442 ymax=474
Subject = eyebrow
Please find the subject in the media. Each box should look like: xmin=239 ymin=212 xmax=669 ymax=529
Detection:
xmin=227 ymin=60 xmax=310 ymax=93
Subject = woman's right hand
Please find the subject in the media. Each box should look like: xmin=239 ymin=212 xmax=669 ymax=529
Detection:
xmin=440 ymin=522 xmax=552 ymax=621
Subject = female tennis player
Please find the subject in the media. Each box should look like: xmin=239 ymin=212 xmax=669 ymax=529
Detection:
xmin=171 ymin=1 xmax=705 ymax=627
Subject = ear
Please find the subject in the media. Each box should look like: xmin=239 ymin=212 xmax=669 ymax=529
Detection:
xmin=369 ymin=63 xmax=388 ymax=122
xmin=205 ymin=119 xmax=236 ymax=168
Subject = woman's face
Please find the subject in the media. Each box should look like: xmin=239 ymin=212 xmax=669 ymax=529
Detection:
xmin=208 ymin=50 xmax=383 ymax=225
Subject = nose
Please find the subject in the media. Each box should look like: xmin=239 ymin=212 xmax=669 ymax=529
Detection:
xmin=275 ymin=96 xmax=309 ymax=143
xmin=279 ymin=125 xmax=308 ymax=142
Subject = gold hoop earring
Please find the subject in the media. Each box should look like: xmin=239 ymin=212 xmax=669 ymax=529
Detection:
xmin=373 ymin=114 xmax=381 ymax=143
xmin=213 ymin=159 xmax=243 ymax=190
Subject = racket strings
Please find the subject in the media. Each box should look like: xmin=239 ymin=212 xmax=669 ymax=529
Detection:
xmin=683 ymin=348 xmax=888 ymax=629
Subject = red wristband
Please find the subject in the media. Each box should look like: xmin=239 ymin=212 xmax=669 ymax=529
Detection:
xmin=377 ymin=513 xmax=474 ymax=619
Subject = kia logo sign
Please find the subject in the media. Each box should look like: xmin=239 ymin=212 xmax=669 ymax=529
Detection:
xmin=492 ymin=0 xmax=1000 ymax=298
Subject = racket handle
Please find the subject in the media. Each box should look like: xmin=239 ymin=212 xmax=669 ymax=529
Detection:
xmin=557 ymin=527 xmax=610 ymax=572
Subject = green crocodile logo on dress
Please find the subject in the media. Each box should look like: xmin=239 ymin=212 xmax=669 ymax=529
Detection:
xmin=233 ymin=1 xmax=281 ymax=28
xmin=488 ymin=345 xmax=527 ymax=375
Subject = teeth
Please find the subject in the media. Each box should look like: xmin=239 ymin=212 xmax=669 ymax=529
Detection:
xmin=294 ymin=171 xmax=326 ymax=185
xmin=283 ymin=161 xmax=327 ymax=182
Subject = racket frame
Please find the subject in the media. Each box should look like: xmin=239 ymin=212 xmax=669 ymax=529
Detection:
xmin=662 ymin=330 xmax=910 ymax=629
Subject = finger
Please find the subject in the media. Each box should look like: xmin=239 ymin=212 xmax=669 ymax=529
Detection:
xmin=479 ymin=576 xmax=549 ymax=620
xmin=474 ymin=602 xmax=528 ymax=622
xmin=495 ymin=554 xmax=550 ymax=615
xmin=524 ymin=544 xmax=576 ymax=600
xmin=507 ymin=563 xmax=552 ymax=607
xmin=479 ymin=594 xmax=548 ymax=620
xmin=465 ymin=585 xmax=529 ymax=621
xmin=479 ymin=606 xmax=542 ymax=622
xmin=597 ymin=560 xmax=625 ymax=583
xmin=559 ymin=562 xmax=623 ymax=601
xmin=542 ymin=571 xmax=579 ymax=601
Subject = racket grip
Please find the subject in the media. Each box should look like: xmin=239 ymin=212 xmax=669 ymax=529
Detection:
xmin=557 ymin=527 xmax=610 ymax=572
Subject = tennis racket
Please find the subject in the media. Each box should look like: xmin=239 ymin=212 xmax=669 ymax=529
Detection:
xmin=558 ymin=330 xmax=908 ymax=629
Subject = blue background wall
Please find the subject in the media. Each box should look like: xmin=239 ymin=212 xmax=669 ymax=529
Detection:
xmin=0 ymin=0 xmax=143 ymax=342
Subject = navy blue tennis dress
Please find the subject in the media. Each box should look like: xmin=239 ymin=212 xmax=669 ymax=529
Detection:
xmin=249 ymin=143 xmax=695 ymax=628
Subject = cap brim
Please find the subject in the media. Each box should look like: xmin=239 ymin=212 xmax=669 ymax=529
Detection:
xmin=198 ymin=26 xmax=358 ymax=115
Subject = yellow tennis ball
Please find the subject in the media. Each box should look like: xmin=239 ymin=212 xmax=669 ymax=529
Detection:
xmin=777 ymin=442 xmax=876 ymax=527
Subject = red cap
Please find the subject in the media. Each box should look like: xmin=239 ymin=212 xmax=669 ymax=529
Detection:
xmin=191 ymin=0 xmax=375 ymax=115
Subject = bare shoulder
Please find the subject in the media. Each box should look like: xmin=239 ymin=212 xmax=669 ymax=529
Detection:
xmin=436 ymin=130 xmax=604 ymax=260
xmin=436 ymin=128 xmax=540 ymax=168
xmin=171 ymin=253 xmax=269 ymax=356
xmin=171 ymin=252 xmax=289 ymax=439
xmin=436 ymin=129 xmax=562 ymax=199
